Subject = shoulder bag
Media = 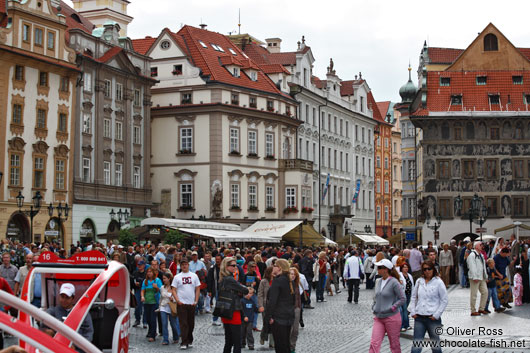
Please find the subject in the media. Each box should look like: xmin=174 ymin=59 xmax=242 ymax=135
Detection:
xmin=213 ymin=280 xmax=235 ymax=319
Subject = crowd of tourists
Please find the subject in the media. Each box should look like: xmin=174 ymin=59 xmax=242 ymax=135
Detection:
xmin=0 ymin=234 xmax=529 ymax=352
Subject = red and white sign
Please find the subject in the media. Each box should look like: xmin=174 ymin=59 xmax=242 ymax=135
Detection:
xmin=38 ymin=251 xmax=108 ymax=265
xmin=476 ymin=228 xmax=487 ymax=233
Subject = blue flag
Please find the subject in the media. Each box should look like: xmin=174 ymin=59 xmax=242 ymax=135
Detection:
xmin=352 ymin=179 xmax=361 ymax=204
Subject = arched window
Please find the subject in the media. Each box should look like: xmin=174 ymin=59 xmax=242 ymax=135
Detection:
xmin=441 ymin=122 xmax=450 ymax=140
xmin=466 ymin=122 xmax=475 ymax=139
xmin=484 ymin=34 xmax=498 ymax=51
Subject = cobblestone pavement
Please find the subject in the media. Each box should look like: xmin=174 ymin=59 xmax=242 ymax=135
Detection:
xmin=6 ymin=284 xmax=530 ymax=352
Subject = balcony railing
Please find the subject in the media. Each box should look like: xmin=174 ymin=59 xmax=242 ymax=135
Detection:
xmin=279 ymin=159 xmax=313 ymax=172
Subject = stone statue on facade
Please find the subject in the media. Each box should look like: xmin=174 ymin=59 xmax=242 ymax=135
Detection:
xmin=211 ymin=180 xmax=223 ymax=218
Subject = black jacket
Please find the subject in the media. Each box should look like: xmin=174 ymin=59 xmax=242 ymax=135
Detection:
xmin=265 ymin=274 xmax=295 ymax=326
xmin=299 ymin=256 xmax=314 ymax=279
xmin=207 ymin=265 xmax=221 ymax=297
xmin=131 ymin=269 xmax=146 ymax=290
xmin=219 ymin=275 xmax=249 ymax=311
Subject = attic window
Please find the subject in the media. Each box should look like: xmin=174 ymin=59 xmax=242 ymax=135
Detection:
xmin=484 ymin=34 xmax=498 ymax=51
xmin=440 ymin=77 xmax=450 ymax=86
xmin=217 ymin=45 xmax=225 ymax=53
xmin=199 ymin=40 xmax=208 ymax=48
xmin=211 ymin=44 xmax=220 ymax=51
xmin=513 ymin=76 xmax=523 ymax=85
xmin=451 ymin=95 xmax=462 ymax=105
xmin=233 ymin=67 xmax=240 ymax=78
xmin=488 ymin=94 xmax=500 ymax=105
xmin=249 ymin=71 xmax=258 ymax=81
xmin=71 ymin=13 xmax=82 ymax=24
xmin=172 ymin=64 xmax=182 ymax=76
xmin=229 ymin=48 xmax=237 ymax=55
xmin=160 ymin=40 xmax=170 ymax=49
xmin=476 ymin=76 xmax=487 ymax=85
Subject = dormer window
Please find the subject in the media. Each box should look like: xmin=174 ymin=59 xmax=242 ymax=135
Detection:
xmin=233 ymin=67 xmax=240 ymax=77
xmin=489 ymin=94 xmax=500 ymax=105
xmin=440 ymin=77 xmax=451 ymax=86
xmin=172 ymin=64 xmax=182 ymax=76
xmin=229 ymin=48 xmax=237 ymax=55
xmin=476 ymin=76 xmax=487 ymax=85
xmin=249 ymin=71 xmax=258 ymax=81
xmin=199 ymin=40 xmax=208 ymax=48
xmin=451 ymin=95 xmax=462 ymax=105
xmin=484 ymin=33 xmax=498 ymax=51
xmin=513 ymin=76 xmax=523 ymax=85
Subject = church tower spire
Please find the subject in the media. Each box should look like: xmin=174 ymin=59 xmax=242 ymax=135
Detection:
xmin=71 ymin=0 xmax=133 ymax=37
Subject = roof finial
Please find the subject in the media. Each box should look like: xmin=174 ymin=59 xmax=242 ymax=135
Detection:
xmin=302 ymin=35 xmax=305 ymax=44
xmin=408 ymin=61 xmax=412 ymax=81
xmin=238 ymin=8 xmax=241 ymax=34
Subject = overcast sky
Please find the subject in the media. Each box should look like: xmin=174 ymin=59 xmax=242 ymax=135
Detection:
xmin=65 ymin=0 xmax=530 ymax=102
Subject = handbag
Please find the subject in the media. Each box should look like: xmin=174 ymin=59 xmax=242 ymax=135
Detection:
xmin=130 ymin=290 xmax=137 ymax=308
xmin=168 ymin=301 xmax=178 ymax=317
xmin=213 ymin=282 xmax=235 ymax=319
xmin=359 ymin=259 xmax=365 ymax=281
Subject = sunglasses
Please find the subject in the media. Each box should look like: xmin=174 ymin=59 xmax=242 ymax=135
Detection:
xmin=227 ymin=264 xmax=236 ymax=267
xmin=422 ymin=267 xmax=433 ymax=272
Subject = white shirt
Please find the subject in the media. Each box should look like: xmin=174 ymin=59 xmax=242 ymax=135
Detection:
xmin=172 ymin=271 xmax=200 ymax=305
xmin=380 ymin=277 xmax=390 ymax=292
xmin=391 ymin=255 xmax=399 ymax=267
xmin=299 ymin=273 xmax=310 ymax=291
xmin=343 ymin=256 xmax=364 ymax=280
xmin=408 ymin=276 xmax=448 ymax=320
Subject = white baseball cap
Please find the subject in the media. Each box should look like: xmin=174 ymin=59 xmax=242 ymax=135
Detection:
xmin=373 ymin=259 xmax=393 ymax=270
xmin=60 ymin=283 xmax=75 ymax=297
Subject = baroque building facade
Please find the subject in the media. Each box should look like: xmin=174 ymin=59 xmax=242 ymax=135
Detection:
xmin=0 ymin=0 xmax=78 ymax=246
xmin=132 ymin=26 xmax=312 ymax=224
xmin=409 ymin=23 xmax=530 ymax=245
xmin=233 ymin=36 xmax=377 ymax=240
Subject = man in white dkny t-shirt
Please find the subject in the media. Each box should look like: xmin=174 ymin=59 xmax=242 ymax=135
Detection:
xmin=172 ymin=257 xmax=200 ymax=350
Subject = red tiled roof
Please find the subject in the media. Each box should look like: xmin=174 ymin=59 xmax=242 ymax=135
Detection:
xmin=429 ymin=46 xmax=530 ymax=64
xmin=412 ymin=70 xmax=530 ymax=116
xmin=96 ymin=46 xmax=122 ymax=63
xmin=56 ymin=1 xmax=94 ymax=36
xmin=174 ymin=25 xmax=289 ymax=97
xmin=260 ymin=63 xmax=290 ymax=74
xmin=376 ymin=101 xmax=391 ymax=118
xmin=219 ymin=54 xmax=243 ymax=67
xmin=132 ymin=36 xmax=156 ymax=55
xmin=241 ymin=41 xmax=297 ymax=66
xmin=368 ymin=91 xmax=386 ymax=123
xmin=340 ymin=79 xmax=365 ymax=96
xmin=311 ymin=76 xmax=326 ymax=89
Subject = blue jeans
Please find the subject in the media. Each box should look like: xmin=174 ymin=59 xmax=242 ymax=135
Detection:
xmin=196 ymin=292 xmax=204 ymax=313
xmin=459 ymin=264 xmax=467 ymax=287
xmin=213 ymin=292 xmax=219 ymax=322
xmin=134 ymin=289 xmax=146 ymax=324
xmin=411 ymin=316 xmax=442 ymax=353
xmin=31 ymin=297 xmax=41 ymax=308
xmin=400 ymin=295 xmax=411 ymax=328
xmin=160 ymin=311 xmax=180 ymax=343
xmin=144 ymin=303 xmax=157 ymax=339
xmin=316 ymin=273 xmax=326 ymax=301
xmin=485 ymin=286 xmax=500 ymax=310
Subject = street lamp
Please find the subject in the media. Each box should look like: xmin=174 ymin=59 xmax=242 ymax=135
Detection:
xmin=426 ymin=214 xmax=442 ymax=245
xmin=16 ymin=191 xmax=42 ymax=243
xmin=364 ymin=225 xmax=372 ymax=233
xmin=47 ymin=202 xmax=69 ymax=245
xmin=476 ymin=205 xmax=488 ymax=242
xmin=110 ymin=208 xmax=129 ymax=228
xmin=454 ymin=193 xmax=487 ymax=242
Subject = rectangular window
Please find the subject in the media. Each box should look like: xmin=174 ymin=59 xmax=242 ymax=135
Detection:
xmin=133 ymin=166 xmax=140 ymax=188
xmin=286 ymin=187 xmax=296 ymax=208
xmin=376 ymin=206 xmax=381 ymax=220
xmin=103 ymin=118 xmax=111 ymax=138
xmin=489 ymin=94 xmax=500 ymax=105
xmin=454 ymin=127 xmax=462 ymax=140
xmin=384 ymin=157 xmax=389 ymax=169
xmin=232 ymin=67 xmax=240 ymax=77
xmin=181 ymin=184 xmax=193 ymax=207
xmin=181 ymin=92 xmax=192 ymax=104
xmin=116 ymin=83 xmax=123 ymax=101
xmin=34 ymin=157 xmax=44 ymax=188
xmin=266 ymin=186 xmax=274 ymax=209
xmin=231 ymin=93 xmax=239 ymax=105
xmin=230 ymin=128 xmax=239 ymax=153
xmin=10 ymin=154 xmax=21 ymax=186
xmin=313 ymin=108 xmax=316 ymax=126
xmin=82 ymin=158 xmax=90 ymax=182
xmin=376 ymin=156 xmax=381 ymax=168
xmin=60 ymin=77 xmax=69 ymax=92
xmin=23 ymin=24 xmax=30 ymax=42
xmin=355 ymin=156 xmax=359 ymax=174
xmin=115 ymin=163 xmax=122 ymax=187
xmin=513 ymin=160 xmax=524 ymax=179
xmin=462 ymin=160 xmax=475 ymax=179
xmin=440 ymin=77 xmax=450 ymax=86
xmin=384 ymin=206 xmax=389 ymax=221
xmin=267 ymin=100 xmax=274 ymax=112
xmin=83 ymin=72 xmax=92 ymax=92
xmin=180 ymin=127 xmax=193 ymax=152
xmin=34 ymin=28 xmax=43 ymax=46
xmin=15 ymin=65 xmax=24 ymax=81
xmin=340 ymin=119 xmax=343 ymax=136
xmin=104 ymin=79 xmax=111 ymax=98
xmin=12 ymin=104 xmax=22 ymax=124
xmin=134 ymin=89 xmax=141 ymax=106
xmin=39 ymin=72 xmax=48 ymax=86
xmin=361 ymin=127 xmax=365 ymax=143
xmin=248 ymin=131 xmax=257 ymax=155
xmin=173 ymin=64 xmax=183 ymax=75
xmin=231 ymin=184 xmax=240 ymax=208
xmin=439 ymin=198 xmax=451 ymax=218
xmin=490 ymin=127 xmax=499 ymax=140
xmin=37 ymin=109 xmax=46 ymax=129
xmin=133 ymin=126 xmax=141 ymax=144
xmin=485 ymin=159 xmax=497 ymax=179
xmin=249 ymin=97 xmax=257 ymax=108
xmin=249 ymin=185 xmax=257 ymax=208
xmin=476 ymin=76 xmax=487 ymax=85
xmin=513 ymin=76 xmax=523 ymax=85
xmin=408 ymin=160 xmax=416 ymax=180
xmin=438 ymin=160 xmax=450 ymax=179
xmin=486 ymin=197 xmax=498 ymax=217
xmin=47 ymin=31 xmax=55 ymax=50
xmin=265 ymin=133 xmax=274 ymax=157
xmin=346 ymin=153 xmax=349 ymax=172
xmin=58 ymin=113 xmax=67 ymax=132
xmin=513 ymin=197 xmax=525 ymax=217
xmin=115 ymin=121 xmax=122 ymax=140
xmin=55 ymin=159 xmax=65 ymax=190
xmin=103 ymin=161 xmax=111 ymax=185
xmin=250 ymin=71 xmax=258 ymax=81
xmin=363 ymin=157 xmax=366 ymax=175
xmin=150 ymin=67 xmax=158 ymax=77
xmin=385 ymin=180 xmax=389 ymax=193
xmin=328 ymin=114 xmax=331 ymax=131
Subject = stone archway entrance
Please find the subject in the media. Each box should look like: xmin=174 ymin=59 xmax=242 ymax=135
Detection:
xmin=44 ymin=217 xmax=65 ymax=246
xmin=6 ymin=212 xmax=30 ymax=243
xmin=80 ymin=218 xmax=96 ymax=245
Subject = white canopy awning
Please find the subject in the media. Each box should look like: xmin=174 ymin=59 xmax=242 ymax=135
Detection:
xmin=370 ymin=235 xmax=389 ymax=245
xmin=352 ymin=233 xmax=378 ymax=245
xmin=323 ymin=237 xmax=338 ymax=246
xmin=179 ymin=228 xmax=279 ymax=243
xmin=244 ymin=221 xmax=303 ymax=240
xmin=140 ymin=217 xmax=241 ymax=231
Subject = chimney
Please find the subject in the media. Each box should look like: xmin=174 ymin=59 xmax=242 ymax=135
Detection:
xmin=265 ymin=38 xmax=282 ymax=54
xmin=199 ymin=23 xmax=207 ymax=29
